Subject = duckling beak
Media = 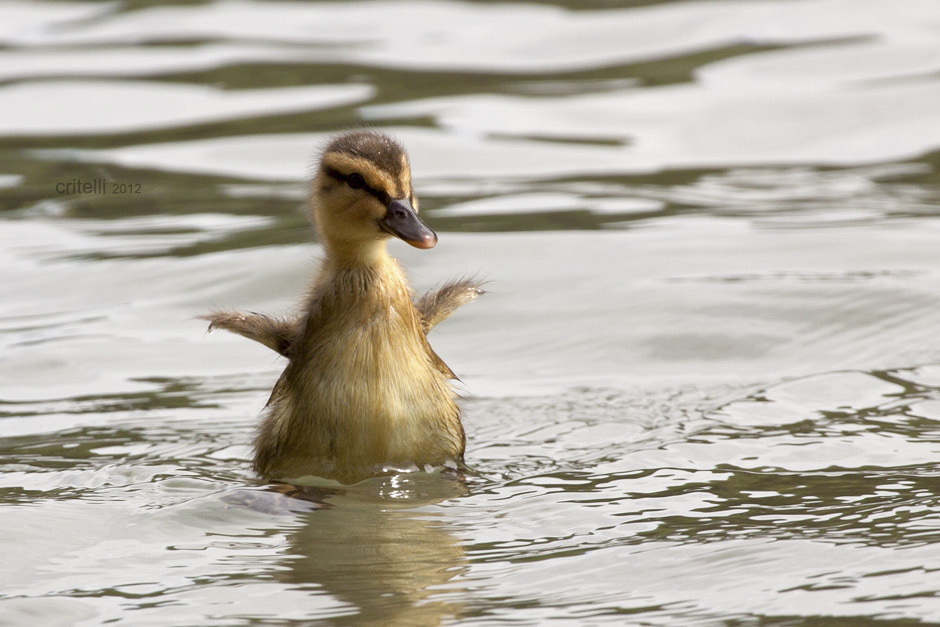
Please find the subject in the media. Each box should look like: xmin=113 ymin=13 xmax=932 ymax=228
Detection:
xmin=379 ymin=198 xmax=438 ymax=249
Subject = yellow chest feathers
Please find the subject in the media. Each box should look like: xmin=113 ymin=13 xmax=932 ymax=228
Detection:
xmin=257 ymin=264 xmax=463 ymax=481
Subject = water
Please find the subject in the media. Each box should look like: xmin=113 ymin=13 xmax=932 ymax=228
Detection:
xmin=2 ymin=0 xmax=940 ymax=624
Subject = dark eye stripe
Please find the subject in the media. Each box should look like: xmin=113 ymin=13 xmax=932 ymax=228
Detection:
xmin=325 ymin=167 xmax=391 ymax=205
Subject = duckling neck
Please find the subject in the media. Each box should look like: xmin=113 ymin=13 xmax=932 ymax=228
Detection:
xmin=322 ymin=237 xmax=390 ymax=270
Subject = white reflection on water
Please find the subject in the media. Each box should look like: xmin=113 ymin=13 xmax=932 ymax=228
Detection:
xmin=0 ymin=81 xmax=373 ymax=136
xmin=4 ymin=0 xmax=938 ymax=75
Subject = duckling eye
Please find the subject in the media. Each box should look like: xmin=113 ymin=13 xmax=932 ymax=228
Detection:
xmin=346 ymin=173 xmax=365 ymax=190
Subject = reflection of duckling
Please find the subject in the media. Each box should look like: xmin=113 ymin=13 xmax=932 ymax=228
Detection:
xmin=204 ymin=131 xmax=483 ymax=483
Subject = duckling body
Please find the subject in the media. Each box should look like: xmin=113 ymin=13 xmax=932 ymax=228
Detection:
xmin=204 ymin=131 xmax=482 ymax=483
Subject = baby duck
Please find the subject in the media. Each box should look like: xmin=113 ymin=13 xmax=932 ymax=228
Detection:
xmin=204 ymin=131 xmax=483 ymax=484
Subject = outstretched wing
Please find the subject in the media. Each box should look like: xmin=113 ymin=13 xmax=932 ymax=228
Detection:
xmin=415 ymin=278 xmax=485 ymax=333
xmin=202 ymin=311 xmax=298 ymax=358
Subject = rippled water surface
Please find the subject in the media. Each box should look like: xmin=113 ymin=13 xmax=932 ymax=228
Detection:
xmin=3 ymin=1 xmax=940 ymax=625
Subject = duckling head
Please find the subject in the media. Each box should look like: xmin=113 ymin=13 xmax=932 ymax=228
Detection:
xmin=311 ymin=131 xmax=436 ymax=263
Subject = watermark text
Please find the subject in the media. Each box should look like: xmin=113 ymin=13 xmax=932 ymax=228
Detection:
xmin=55 ymin=178 xmax=142 ymax=195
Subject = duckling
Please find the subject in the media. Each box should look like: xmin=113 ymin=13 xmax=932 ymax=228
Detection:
xmin=203 ymin=131 xmax=483 ymax=484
